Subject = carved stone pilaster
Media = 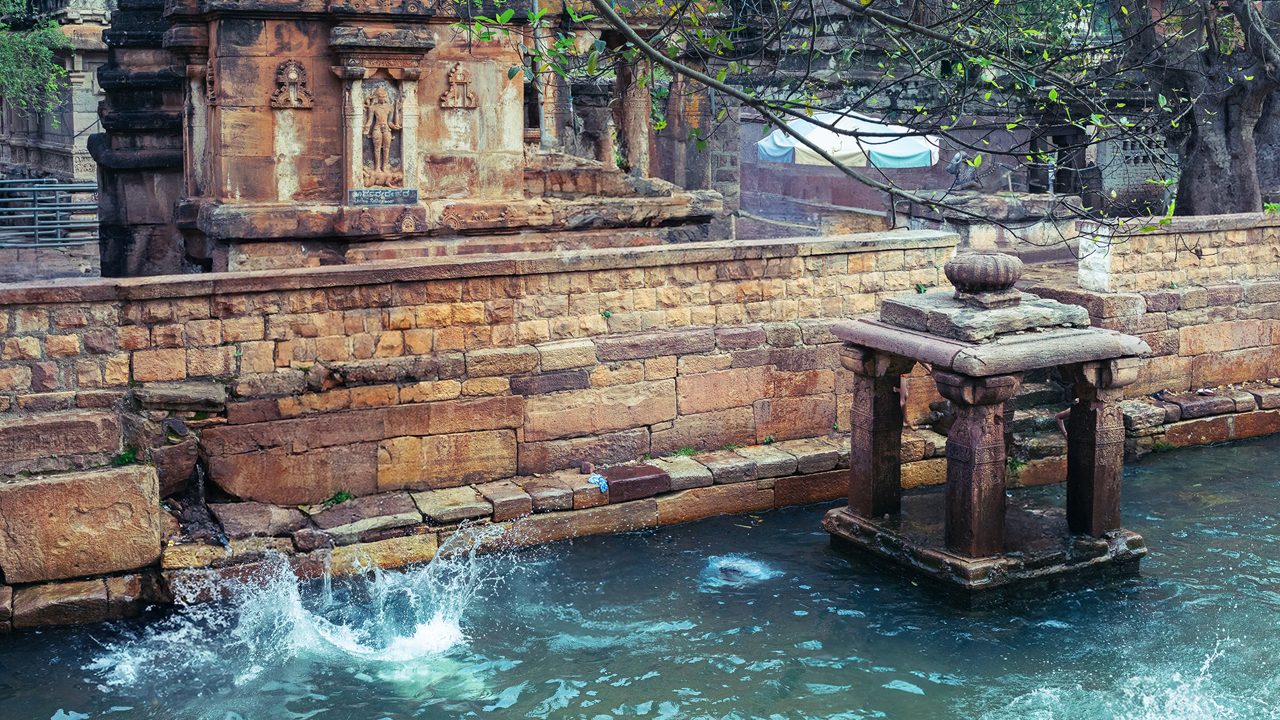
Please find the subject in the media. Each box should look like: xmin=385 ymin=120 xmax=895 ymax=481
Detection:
xmin=841 ymin=344 xmax=915 ymax=518
xmin=1063 ymin=357 xmax=1140 ymax=537
xmin=934 ymin=371 xmax=1022 ymax=557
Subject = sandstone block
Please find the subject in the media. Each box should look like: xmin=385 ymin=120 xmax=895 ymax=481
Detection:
xmin=309 ymin=492 xmax=420 ymax=541
xmin=209 ymin=443 xmax=379 ymax=505
xmin=132 ymin=348 xmax=187 ymax=382
xmin=650 ymin=407 xmax=756 ymax=456
xmin=517 ymin=476 xmax=574 ymax=512
xmin=1223 ymin=389 xmax=1259 ymax=412
xmin=524 ymin=380 xmax=675 ymax=441
xmin=0 ymin=466 xmax=162 ymax=584
xmin=602 ymin=464 xmax=671 ymax=503
xmin=734 ymin=445 xmax=797 ymax=478
xmin=1163 ymin=391 xmax=1237 ymax=419
xmin=1242 ymin=280 xmax=1280 ymax=304
xmin=330 ymin=531 xmax=439 ymax=576
xmin=1164 ymin=416 xmax=1232 ymax=447
xmin=150 ymin=438 xmax=199 ymax=497
xmin=656 ymin=482 xmax=773 ymax=526
xmin=507 ymin=499 xmax=658 ymax=546
xmin=697 ymin=450 xmax=757 ymax=484
xmin=474 ymin=480 xmax=533 ymax=521
xmin=411 ymin=486 xmax=493 ymax=524
xmin=652 ymin=455 xmax=714 ymax=490
xmin=676 ymin=366 xmax=768 ymax=415
xmin=1121 ymin=400 xmax=1168 ymax=431
xmin=510 ymin=370 xmax=590 ymax=396
xmin=594 ymin=328 xmax=715 ymax=361
xmin=1011 ymin=456 xmax=1067 ymax=487
xmin=900 ymin=431 xmax=927 ymax=463
xmin=753 ymin=395 xmax=836 ymax=443
xmin=0 ymin=585 xmax=10 ymax=620
xmin=1191 ymin=347 xmax=1280 ymax=388
xmin=466 ymin=346 xmax=539 ymax=377
xmin=1244 ymin=383 xmax=1280 ymax=410
xmin=161 ymin=537 xmax=294 ymax=569
xmin=773 ymin=469 xmax=847 ymax=506
xmin=772 ymin=438 xmax=839 ymax=474
xmin=378 ymin=430 xmax=517 ymax=491
xmin=536 ymin=339 xmax=597 ymax=370
xmin=210 ymin=502 xmax=308 ymax=538
xmin=519 ymin=428 xmax=651 ymax=475
xmin=901 ymin=457 xmax=947 ymax=489
xmin=0 ymin=410 xmax=120 ymax=468
xmin=715 ymin=326 xmax=766 ymax=349
xmin=12 ymin=579 xmax=110 ymax=629
xmin=819 ymin=436 xmax=851 ymax=467
xmin=1232 ymin=410 xmax=1280 ymax=440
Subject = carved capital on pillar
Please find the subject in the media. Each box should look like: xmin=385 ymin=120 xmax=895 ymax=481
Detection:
xmin=933 ymin=371 xmax=1021 ymax=407
xmin=1065 ymin=357 xmax=1141 ymax=397
xmin=840 ymin=344 xmax=915 ymax=378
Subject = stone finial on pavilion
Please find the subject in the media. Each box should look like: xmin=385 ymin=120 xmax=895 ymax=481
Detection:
xmin=824 ymin=251 xmax=1150 ymax=596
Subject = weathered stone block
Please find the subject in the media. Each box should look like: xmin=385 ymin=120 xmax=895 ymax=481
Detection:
xmin=150 ymin=438 xmax=199 ymax=497
xmin=774 ymin=469 xmax=847 ymax=506
xmin=466 ymin=346 xmax=539 ymax=377
xmin=1121 ymin=400 xmax=1168 ymax=431
xmin=510 ymin=370 xmax=590 ymax=396
xmin=378 ymin=430 xmax=517 ymax=491
xmin=210 ymin=501 xmax=308 ymax=539
xmin=1244 ymin=383 xmax=1280 ymax=410
xmin=901 ymin=457 xmax=947 ymax=489
xmin=411 ymin=486 xmax=493 ymax=524
xmin=594 ymin=328 xmax=715 ymax=361
xmin=772 ymin=438 xmax=839 ymax=474
xmin=697 ymin=450 xmax=757 ymax=484
xmin=135 ymin=381 xmax=227 ymax=411
xmin=536 ymin=339 xmax=597 ymax=370
xmin=517 ymin=476 xmax=574 ymax=512
xmin=650 ymin=407 xmax=756 ymax=456
xmin=12 ymin=579 xmax=110 ymax=629
xmin=677 ymin=366 xmax=768 ymax=415
xmin=509 ymin=499 xmax=658 ymax=545
xmin=132 ymin=348 xmax=187 ymax=382
xmin=330 ymin=531 xmax=439 ymax=576
xmin=1232 ymin=410 xmax=1280 ymax=440
xmin=0 ymin=466 xmax=162 ymax=584
xmin=715 ymin=326 xmax=766 ymax=349
xmin=1163 ymin=391 xmax=1236 ymax=419
xmin=1165 ymin=416 xmax=1233 ymax=447
xmin=602 ymin=464 xmax=672 ymax=503
xmin=656 ymin=482 xmax=773 ymax=526
xmin=524 ymin=380 xmax=675 ymax=441
xmin=753 ymin=395 xmax=836 ymax=443
xmin=518 ymin=428 xmax=651 ymax=475
xmin=652 ymin=455 xmax=714 ymax=490
xmin=734 ymin=445 xmax=797 ymax=478
xmin=0 ymin=410 xmax=120 ymax=467
xmin=210 ymin=443 xmax=379 ymax=505
xmin=1011 ymin=456 xmax=1067 ymax=487
xmin=474 ymin=480 xmax=533 ymax=521
xmin=309 ymin=492 xmax=420 ymax=540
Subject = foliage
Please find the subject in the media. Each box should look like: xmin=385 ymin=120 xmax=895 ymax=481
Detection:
xmin=0 ymin=0 xmax=69 ymax=115
xmin=458 ymin=0 xmax=1280 ymax=224
xmin=323 ymin=489 xmax=355 ymax=507
xmin=112 ymin=446 xmax=138 ymax=466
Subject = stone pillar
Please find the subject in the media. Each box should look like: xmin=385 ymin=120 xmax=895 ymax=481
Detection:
xmin=615 ymin=55 xmax=651 ymax=177
xmin=397 ymin=69 xmax=420 ymax=192
xmin=842 ymin=345 xmax=915 ymax=518
xmin=934 ymin=371 xmax=1022 ymax=557
xmin=1063 ymin=357 xmax=1140 ymax=536
xmin=335 ymin=68 xmax=366 ymax=195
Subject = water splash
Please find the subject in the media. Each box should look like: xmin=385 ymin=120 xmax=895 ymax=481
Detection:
xmin=699 ymin=554 xmax=784 ymax=591
xmin=86 ymin=524 xmax=512 ymax=696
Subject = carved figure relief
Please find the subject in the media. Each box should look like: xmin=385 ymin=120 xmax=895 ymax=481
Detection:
xmin=396 ymin=208 xmax=420 ymax=233
xmin=271 ymin=59 xmax=314 ymax=109
xmin=206 ymin=64 xmax=216 ymax=105
xmin=355 ymin=208 xmax=380 ymax=234
xmin=362 ymin=82 xmax=404 ymax=187
xmin=439 ymin=63 xmax=478 ymax=109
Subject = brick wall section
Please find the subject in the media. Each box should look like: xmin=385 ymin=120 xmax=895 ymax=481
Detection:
xmin=0 ymin=232 xmax=956 ymax=507
xmin=1079 ymin=213 xmax=1280 ymax=292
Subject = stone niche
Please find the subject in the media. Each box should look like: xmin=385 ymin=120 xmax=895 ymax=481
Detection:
xmin=160 ymin=0 xmax=720 ymax=271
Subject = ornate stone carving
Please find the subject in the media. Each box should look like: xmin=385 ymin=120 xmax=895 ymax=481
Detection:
xmin=354 ymin=208 xmax=379 ymax=234
xmin=270 ymin=59 xmax=314 ymax=109
xmin=395 ymin=209 xmax=420 ymax=233
xmin=362 ymin=81 xmax=403 ymax=188
xmin=944 ymin=251 xmax=1025 ymax=309
xmin=206 ymin=64 xmax=216 ymax=105
xmin=439 ymin=63 xmax=477 ymax=109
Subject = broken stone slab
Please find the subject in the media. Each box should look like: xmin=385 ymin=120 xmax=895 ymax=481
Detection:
xmin=12 ymin=579 xmax=111 ymax=629
xmin=292 ymin=528 xmax=334 ymax=553
xmin=411 ymin=486 xmax=493 ymax=524
xmin=474 ymin=480 xmax=533 ymax=522
xmin=210 ymin=501 xmax=308 ymax=539
xmin=330 ymin=531 xmax=439 ymax=576
xmin=161 ymin=537 xmax=294 ymax=570
xmin=601 ymin=464 xmax=672 ymax=504
xmin=772 ymin=438 xmax=839 ymax=474
xmin=308 ymin=492 xmax=419 ymax=530
xmin=553 ymin=470 xmax=611 ymax=510
xmin=150 ymin=438 xmax=199 ymax=498
xmin=733 ymin=445 xmax=797 ymax=479
xmin=135 ymin=381 xmax=228 ymax=411
xmin=0 ymin=465 xmax=163 ymax=584
xmin=879 ymin=291 xmax=1090 ymax=342
xmin=912 ymin=429 xmax=948 ymax=458
xmin=651 ymin=455 xmax=714 ymax=490
xmin=696 ymin=450 xmax=758 ymax=485
xmin=818 ymin=436 xmax=851 ymax=468
xmin=900 ymin=431 xmax=928 ymax=463
xmin=1161 ymin=391 xmax=1236 ymax=419
xmin=1244 ymin=382 xmax=1280 ymax=410
xmin=516 ymin=476 xmax=574 ymax=512
xmin=1221 ymin=389 xmax=1259 ymax=413
xmin=1120 ymin=400 xmax=1168 ymax=432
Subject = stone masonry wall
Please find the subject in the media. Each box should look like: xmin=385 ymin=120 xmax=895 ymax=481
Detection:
xmin=1079 ymin=213 xmax=1280 ymax=292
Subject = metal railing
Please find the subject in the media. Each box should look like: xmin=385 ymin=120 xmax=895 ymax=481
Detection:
xmin=0 ymin=179 xmax=98 ymax=248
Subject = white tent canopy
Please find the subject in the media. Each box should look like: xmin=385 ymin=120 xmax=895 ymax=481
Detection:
xmin=756 ymin=111 xmax=941 ymax=169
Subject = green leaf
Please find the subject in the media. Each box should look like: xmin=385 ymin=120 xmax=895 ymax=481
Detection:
xmin=508 ymin=65 xmax=521 ymax=80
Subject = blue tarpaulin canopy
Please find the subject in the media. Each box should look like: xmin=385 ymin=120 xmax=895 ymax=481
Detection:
xmin=757 ymin=111 xmax=941 ymax=169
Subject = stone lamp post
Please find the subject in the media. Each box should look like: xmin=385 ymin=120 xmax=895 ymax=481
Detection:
xmin=824 ymin=252 xmax=1150 ymax=593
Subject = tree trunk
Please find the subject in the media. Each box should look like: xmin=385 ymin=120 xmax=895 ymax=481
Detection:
xmin=1256 ymin=93 xmax=1280 ymax=205
xmin=1175 ymin=88 xmax=1268 ymax=215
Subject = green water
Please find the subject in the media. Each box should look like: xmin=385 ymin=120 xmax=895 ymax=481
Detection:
xmin=2 ymin=435 xmax=1280 ymax=719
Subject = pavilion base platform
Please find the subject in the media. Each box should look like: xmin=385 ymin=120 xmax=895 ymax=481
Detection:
xmin=822 ymin=491 xmax=1147 ymax=595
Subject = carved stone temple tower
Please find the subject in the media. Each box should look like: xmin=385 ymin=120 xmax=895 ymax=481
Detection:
xmin=93 ymin=0 xmax=722 ymax=275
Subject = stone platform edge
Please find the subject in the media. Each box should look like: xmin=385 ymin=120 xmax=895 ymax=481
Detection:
xmin=0 ymin=230 xmax=958 ymax=306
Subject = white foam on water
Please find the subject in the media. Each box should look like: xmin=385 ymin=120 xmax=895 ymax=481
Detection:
xmin=85 ymin=524 xmax=512 ymax=700
xmin=699 ymin=554 xmax=785 ymax=590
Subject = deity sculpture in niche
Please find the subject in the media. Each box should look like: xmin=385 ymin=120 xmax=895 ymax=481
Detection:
xmin=362 ymin=81 xmax=404 ymax=187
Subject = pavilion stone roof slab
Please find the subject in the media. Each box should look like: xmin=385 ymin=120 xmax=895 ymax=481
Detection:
xmin=877 ymin=291 xmax=1090 ymax=342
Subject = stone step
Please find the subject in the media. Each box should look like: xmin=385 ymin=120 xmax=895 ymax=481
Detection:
xmin=1010 ymin=381 xmax=1068 ymax=411
xmin=1009 ymin=406 xmax=1069 ymax=435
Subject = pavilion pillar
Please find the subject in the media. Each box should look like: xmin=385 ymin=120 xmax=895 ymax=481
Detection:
xmin=1063 ymin=358 xmax=1140 ymax=536
xmin=934 ymin=371 xmax=1022 ymax=557
xmin=841 ymin=345 xmax=915 ymax=518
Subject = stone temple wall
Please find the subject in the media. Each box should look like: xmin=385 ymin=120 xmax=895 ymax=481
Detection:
xmin=0 ymin=231 xmax=957 ymax=628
